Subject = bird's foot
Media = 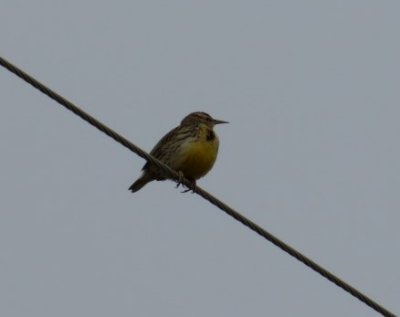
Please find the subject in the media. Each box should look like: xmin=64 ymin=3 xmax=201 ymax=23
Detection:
xmin=181 ymin=179 xmax=196 ymax=193
xmin=175 ymin=171 xmax=185 ymax=188
xmin=175 ymin=171 xmax=196 ymax=193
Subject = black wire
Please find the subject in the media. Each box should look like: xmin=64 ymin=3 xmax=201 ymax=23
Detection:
xmin=0 ymin=56 xmax=396 ymax=317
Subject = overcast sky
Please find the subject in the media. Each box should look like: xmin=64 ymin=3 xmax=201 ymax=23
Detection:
xmin=1 ymin=1 xmax=399 ymax=316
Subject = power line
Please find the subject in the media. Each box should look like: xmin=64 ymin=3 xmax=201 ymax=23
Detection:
xmin=0 ymin=56 xmax=396 ymax=317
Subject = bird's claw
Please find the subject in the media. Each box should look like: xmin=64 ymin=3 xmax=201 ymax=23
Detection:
xmin=181 ymin=179 xmax=196 ymax=193
xmin=175 ymin=171 xmax=185 ymax=188
xmin=175 ymin=171 xmax=196 ymax=193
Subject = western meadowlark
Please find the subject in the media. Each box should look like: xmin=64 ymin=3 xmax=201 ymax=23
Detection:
xmin=129 ymin=111 xmax=228 ymax=193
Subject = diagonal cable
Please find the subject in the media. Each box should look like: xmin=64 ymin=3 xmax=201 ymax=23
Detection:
xmin=0 ymin=56 xmax=396 ymax=317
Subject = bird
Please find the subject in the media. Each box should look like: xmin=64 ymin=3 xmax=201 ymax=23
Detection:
xmin=129 ymin=111 xmax=228 ymax=193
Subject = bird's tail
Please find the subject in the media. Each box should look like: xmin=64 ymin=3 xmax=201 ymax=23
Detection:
xmin=129 ymin=174 xmax=153 ymax=193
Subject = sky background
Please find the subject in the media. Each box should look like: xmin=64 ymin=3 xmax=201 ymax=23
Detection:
xmin=1 ymin=1 xmax=399 ymax=316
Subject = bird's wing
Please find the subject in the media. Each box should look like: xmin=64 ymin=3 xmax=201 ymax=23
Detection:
xmin=141 ymin=126 xmax=180 ymax=171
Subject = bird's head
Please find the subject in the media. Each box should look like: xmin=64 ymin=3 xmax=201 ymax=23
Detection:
xmin=181 ymin=111 xmax=228 ymax=128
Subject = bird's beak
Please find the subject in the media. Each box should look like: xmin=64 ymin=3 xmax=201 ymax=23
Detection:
xmin=213 ymin=119 xmax=229 ymax=124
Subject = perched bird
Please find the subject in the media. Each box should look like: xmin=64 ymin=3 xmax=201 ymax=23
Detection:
xmin=129 ymin=111 xmax=228 ymax=193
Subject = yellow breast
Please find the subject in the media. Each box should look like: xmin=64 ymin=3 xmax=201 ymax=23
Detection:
xmin=178 ymin=133 xmax=219 ymax=180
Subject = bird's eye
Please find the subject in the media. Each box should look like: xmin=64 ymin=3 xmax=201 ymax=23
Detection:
xmin=206 ymin=117 xmax=211 ymax=122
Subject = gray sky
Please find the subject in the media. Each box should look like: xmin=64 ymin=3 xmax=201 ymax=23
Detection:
xmin=1 ymin=1 xmax=399 ymax=316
